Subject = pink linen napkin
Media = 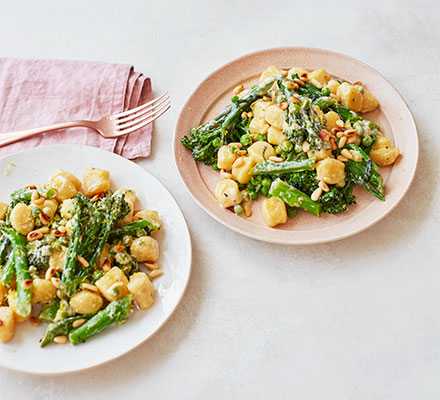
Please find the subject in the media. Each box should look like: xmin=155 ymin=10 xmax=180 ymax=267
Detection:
xmin=0 ymin=58 xmax=152 ymax=160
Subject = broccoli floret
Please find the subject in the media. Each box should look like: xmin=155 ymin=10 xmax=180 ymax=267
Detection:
xmin=319 ymin=179 xmax=356 ymax=214
xmin=281 ymin=170 xmax=319 ymax=196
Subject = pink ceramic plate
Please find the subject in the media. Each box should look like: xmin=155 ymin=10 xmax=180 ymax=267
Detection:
xmin=174 ymin=47 xmax=418 ymax=245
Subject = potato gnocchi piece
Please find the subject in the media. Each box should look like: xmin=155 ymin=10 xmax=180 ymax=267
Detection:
xmin=46 ymin=175 xmax=77 ymax=202
xmin=260 ymin=65 xmax=285 ymax=81
xmin=214 ymin=179 xmax=242 ymax=208
xmin=0 ymin=283 xmax=8 ymax=305
xmin=0 ymin=307 xmax=15 ymax=343
xmin=247 ymin=141 xmax=276 ymax=164
xmin=95 ymin=267 xmax=130 ymax=302
xmin=0 ymin=202 xmax=8 ymax=221
xmin=337 ymin=82 xmax=363 ymax=112
xmin=127 ymin=272 xmax=155 ymax=309
xmin=325 ymin=79 xmax=340 ymax=95
xmin=231 ymin=156 xmax=255 ymax=184
xmin=50 ymin=169 xmax=82 ymax=190
xmin=114 ymin=188 xmax=137 ymax=206
xmin=31 ymin=278 xmax=57 ymax=304
xmin=60 ymin=198 xmax=74 ymax=219
xmin=133 ymin=210 xmax=162 ymax=231
xmin=217 ymin=145 xmax=239 ymax=170
xmin=324 ymin=111 xmax=342 ymax=131
xmin=267 ymin=127 xmax=287 ymax=146
xmin=49 ymin=246 xmax=68 ymax=271
xmin=307 ymin=147 xmax=333 ymax=161
xmin=308 ymin=69 xmax=331 ymax=86
xmin=10 ymin=203 xmax=34 ymax=236
xmin=83 ymin=167 xmax=110 ymax=197
xmin=249 ymin=117 xmax=269 ymax=136
xmin=316 ymin=158 xmax=346 ymax=184
xmin=130 ymin=237 xmax=159 ymax=263
xmin=251 ymin=100 xmax=271 ymax=120
xmin=264 ymin=104 xmax=284 ymax=130
xmin=262 ymin=197 xmax=288 ymax=228
xmin=70 ymin=290 xmax=104 ymax=314
xmin=370 ymin=138 xmax=400 ymax=166
xmin=355 ymin=85 xmax=379 ymax=113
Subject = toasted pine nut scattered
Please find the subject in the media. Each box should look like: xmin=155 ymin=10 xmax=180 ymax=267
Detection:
xmin=43 ymin=207 xmax=54 ymax=218
xmin=53 ymin=335 xmax=67 ymax=344
xmin=33 ymin=198 xmax=45 ymax=206
xmin=279 ymin=102 xmax=288 ymax=111
xmin=102 ymin=259 xmax=111 ymax=272
xmin=243 ymin=203 xmax=252 ymax=217
xmin=31 ymin=190 xmax=40 ymax=202
xmin=228 ymin=142 xmax=242 ymax=149
xmin=330 ymin=138 xmax=338 ymax=151
xmin=25 ymin=185 xmax=37 ymax=190
xmin=53 ymin=229 xmax=66 ymax=237
xmin=319 ymin=181 xmax=330 ymax=192
xmin=150 ymin=270 xmax=163 ymax=279
xmin=341 ymin=149 xmax=354 ymax=160
xmin=145 ymin=262 xmax=159 ymax=270
xmin=330 ymin=93 xmax=340 ymax=101
xmin=281 ymin=70 xmax=288 ymax=77
xmin=353 ymin=81 xmax=363 ymax=86
xmin=220 ymin=170 xmax=233 ymax=179
xmin=247 ymin=111 xmax=254 ymax=118
xmin=91 ymin=193 xmax=104 ymax=202
xmin=263 ymin=96 xmax=271 ymax=101
xmin=285 ymin=80 xmax=298 ymax=90
xmin=39 ymin=213 xmax=49 ymax=225
xmin=336 ymin=119 xmax=345 ymax=127
xmin=289 ymin=96 xmax=301 ymax=104
xmin=76 ymin=255 xmax=89 ymax=267
xmin=30 ymin=316 xmax=41 ymax=327
xmin=72 ymin=318 xmax=87 ymax=329
xmin=310 ymin=79 xmax=323 ymax=89
xmin=233 ymin=84 xmax=244 ymax=95
xmin=45 ymin=266 xmax=56 ymax=280
xmin=337 ymin=155 xmax=348 ymax=162
xmin=236 ymin=150 xmax=247 ymax=156
xmin=293 ymin=78 xmax=305 ymax=87
xmin=51 ymin=277 xmax=61 ymax=288
xmin=27 ymin=227 xmax=49 ymax=241
xmin=302 ymin=141 xmax=310 ymax=153
xmin=81 ymin=283 xmax=99 ymax=293
xmin=311 ymin=187 xmax=323 ymax=201
xmin=338 ymin=136 xmax=347 ymax=148
xmin=336 ymin=131 xmax=345 ymax=139
xmin=21 ymin=279 xmax=33 ymax=290
xmin=58 ymin=226 xmax=67 ymax=233
xmin=268 ymin=156 xmax=284 ymax=162
xmin=299 ymin=73 xmax=309 ymax=81
xmin=344 ymin=129 xmax=357 ymax=136
xmin=241 ymin=111 xmax=248 ymax=120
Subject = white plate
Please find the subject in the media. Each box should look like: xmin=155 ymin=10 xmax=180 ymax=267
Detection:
xmin=0 ymin=144 xmax=192 ymax=375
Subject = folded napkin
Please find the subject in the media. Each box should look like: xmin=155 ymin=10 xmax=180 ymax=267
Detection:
xmin=0 ymin=58 xmax=152 ymax=159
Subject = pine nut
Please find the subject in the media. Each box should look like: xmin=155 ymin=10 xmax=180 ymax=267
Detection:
xmin=336 ymin=131 xmax=345 ymax=139
xmin=25 ymin=185 xmax=37 ymax=190
xmin=344 ymin=129 xmax=357 ymax=136
xmin=21 ymin=279 xmax=33 ymax=290
xmin=281 ymin=70 xmax=288 ymax=77
xmin=236 ymin=150 xmax=247 ymax=156
xmin=91 ymin=193 xmax=104 ymax=202
xmin=51 ymin=277 xmax=61 ymax=288
xmin=81 ymin=283 xmax=99 ymax=293
xmin=53 ymin=229 xmax=66 ymax=237
xmin=299 ymin=73 xmax=309 ymax=81
xmin=27 ymin=231 xmax=43 ymax=241
xmin=145 ymin=262 xmax=159 ymax=270
xmin=319 ymin=181 xmax=330 ymax=192
xmin=72 ymin=318 xmax=87 ymax=328
xmin=150 ymin=270 xmax=163 ymax=279
xmin=233 ymin=84 xmax=244 ymax=95
xmin=247 ymin=111 xmax=254 ymax=118
xmin=289 ymin=96 xmax=301 ymax=104
xmin=268 ymin=156 xmax=283 ymax=162
xmin=31 ymin=190 xmax=39 ymax=202
xmin=243 ymin=203 xmax=251 ymax=217
xmin=263 ymin=96 xmax=271 ymax=102
xmin=310 ymin=78 xmax=323 ymax=89
xmin=341 ymin=149 xmax=354 ymax=160
xmin=285 ymin=80 xmax=298 ymax=90
xmin=228 ymin=142 xmax=242 ymax=149
xmin=53 ymin=335 xmax=67 ymax=344
xmin=30 ymin=316 xmax=41 ymax=327
xmin=293 ymin=78 xmax=305 ymax=87
xmin=336 ymin=119 xmax=345 ymax=127
xmin=43 ymin=207 xmax=54 ymax=218
xmin=39 ymin=213 xmax=49 ymax=225
xmin=330 ymin=138 xmax=337 ymax=151
xmin=77 ymin=255 xmax=90 ymax=267
xmin=347 ymin=136 xmax=357 ymax=144
xmin=337 ymin=155 xmax=348 ymax=162
xmin=45 ymin=266 xmax=56 ymax=280
xmin=330 ymin=93 xmax=340 ymax=101
xmin=279 ymin=102 xmax=288 ymax=111
xmin=102 ymin=259 xmax=111 ymax=272
xmin=58 ymin=226 xmax=67 ymax=233
xmin=302 ymin=141 xmax=310 ymax=153
xmin=241 ymin=111 xmax=248 ymax=119
xmin=220 ymin=170 xmax=233 ymax=179
xmin=338 ymin=136 xmax=347 ymax=148
xmin=311 ymin=187 xmax=323 ymax=201
xmin=33 ymin=198 xmax=45 ymax=206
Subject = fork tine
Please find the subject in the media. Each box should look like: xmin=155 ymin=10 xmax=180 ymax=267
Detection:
xmin=114 ymin=92 xmax=168 ymax=118
xmin=118 ymin=102 xmax=171 ymax=135
xmin=116 ymin=94 xmax=169 ymax=125
xmin=117 ymin=98 xmax=170 ymax=131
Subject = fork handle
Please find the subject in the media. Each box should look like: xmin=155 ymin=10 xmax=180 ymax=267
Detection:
xmin=0 ymin=120 xmax=94 ymax=147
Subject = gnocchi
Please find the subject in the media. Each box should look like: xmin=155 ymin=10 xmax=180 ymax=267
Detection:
xmin=127 ymin=272 xmax=155 ymax=309
xmin=0 ymin=307 xmax=15 ymax=343
xmin=10 ymin=203 xmax=34 ymax=235
xmin=96 ymin=267 xmax=130 ymax=302
xmin=262 ymin=197 xmax=288 ymax=227
xmin=215 ymin=179 xmax=242 ymax=208
xmin=130 ymin=236 xmax=159 ymax=263
xmin=83 ymin=167 xmax=110 ymax=196
xmin=70 ymin=290 xmax=104 ymax=314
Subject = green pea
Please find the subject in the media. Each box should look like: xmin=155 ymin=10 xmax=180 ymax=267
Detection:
xmin=256 ymin=134 xmax=267 ymax=141
xmin=294 ymin=144 xmax=302 ymax=153
xmin=287 ymin=207 xmax=297 ymax=218
xmin=241 ymin=190 xmax=251 ymax=202
xmin=281 ymin=141 xmax=293 ymax=153
xmin=291 ymin=104 xmax=300 ymax=114
xmin=362 ymin=135 xmax=373 ymax=147
xmin=212 ymin=137 xmax=221 ymax=147
xmin=240 ymin=134 xmax=252 ymax=147
xmin=234 ymin=205 xmax=244 ymax=215
xmin=212 ymin=163 xmax=219 ymax=171
xmin=250 ymin=177 xmax=259 ymax=186
xmin=250 ymin=191 xmax=258 ymax=200
xmin=231 ymin=95 xmax=239 ymax=103
xmin=321 ymin=87 xmax=330 ymax=96
xmin=247 ymin=183 xmax=255 ymax=191
xmin=262 ymin=178 xmax=271 ymax=188
xmin=275 ymin=145 xmax=283 ymax=155
xmin=260 ymin=187 xmax=269 ymax=197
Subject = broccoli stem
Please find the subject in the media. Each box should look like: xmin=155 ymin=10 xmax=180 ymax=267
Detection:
xmin=251 ymin=158 xmax=315 ymax=175
xmin=269 ymin=178 xmax=322 ymax=217
xmin=109 ymin=218 xmax=159 ymax=240
xmin=69 ymin=296 xmax=131 ymax=345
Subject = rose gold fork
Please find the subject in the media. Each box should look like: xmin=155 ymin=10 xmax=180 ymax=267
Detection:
xmin=0 ymin=92 xmax=170 ymax=147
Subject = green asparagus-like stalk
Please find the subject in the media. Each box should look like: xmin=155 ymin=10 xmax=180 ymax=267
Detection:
xmin=181 ymin=77 xmax=275 ymax=165
xmin=269 ymin=178 xmax=322 ymax=217
xmin=38 ymin=298 xmax=61 ymax=323
xmin=0 ymin=236 xmax=9 ymax=266
xmin=251 ymin=158 xmax=315 ymax=175
xmin=0 ymin=253 xmax=14 ymax=286
xmin=0 ymin=224 xmax=31 ymax=317
xmin=40 ymin=315 xmax=93 ymax=347
xmin=69 ymin=296 xmax=132 ymax=345
xmin=109 ymin=218 xmax=160 ymax=240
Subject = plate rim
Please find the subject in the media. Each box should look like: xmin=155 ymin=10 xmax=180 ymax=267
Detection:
xmin=173 ymin=46 xmax=419 ymax=245
xmin=0 ymin=144 xmax=193 ymax=375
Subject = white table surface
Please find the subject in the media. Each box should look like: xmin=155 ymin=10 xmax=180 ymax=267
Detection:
xmin=1 ymin=0 xmax=439 ymax=398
